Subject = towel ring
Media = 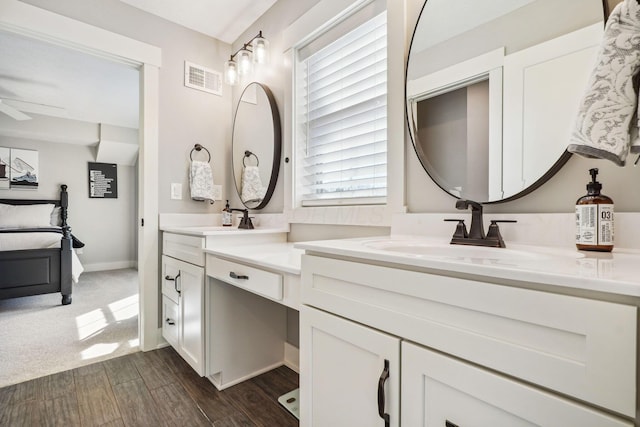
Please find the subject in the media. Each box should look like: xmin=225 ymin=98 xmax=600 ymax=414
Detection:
xmin=243 ymin=150 xmax=259 ymax=167
xmin=190 ymin=143 xmax=211 ymax=162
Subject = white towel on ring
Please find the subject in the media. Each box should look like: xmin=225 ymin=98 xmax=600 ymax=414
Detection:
xmin=189 ymin=160 xmax=214 ymax=203
xmin=568 ymin=0 xmax=640 ymax=166
xmin=241 ymin=165 xmax=265 ymax=204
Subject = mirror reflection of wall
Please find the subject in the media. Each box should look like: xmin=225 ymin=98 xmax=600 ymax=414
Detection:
xmin=415 ymin=80 xmax=489 ymax=201
xmin=406 ymin=0 xmax=604 ymax=203
xmin=232 ymin=82 xmax=281 ymax=210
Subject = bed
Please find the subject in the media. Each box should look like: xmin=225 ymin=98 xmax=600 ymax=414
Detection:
xmin=0 ymin=184 xmax=83 ymax=305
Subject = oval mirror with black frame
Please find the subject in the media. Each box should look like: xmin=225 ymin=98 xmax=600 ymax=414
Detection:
xmin=232 ymin=82 xmax=281 ymax=210
xmin=406 ymin=0 xmax=606 ymax=203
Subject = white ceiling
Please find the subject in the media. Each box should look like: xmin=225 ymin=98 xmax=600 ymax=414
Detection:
xmin=0 ymin=30 xmax=139 ymax=130
xmin=118 ymin=0 xmax=278 ymax=43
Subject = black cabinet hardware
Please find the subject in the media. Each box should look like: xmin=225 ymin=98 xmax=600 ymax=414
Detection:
xmin=377 ymin=359 xmax=390 ymax=427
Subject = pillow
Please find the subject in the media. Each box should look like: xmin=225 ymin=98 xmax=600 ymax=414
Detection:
xmin=0 ymin=203 xmax=56 ymax=228
xmin=50 ymin=206 xmax=62 ymax=226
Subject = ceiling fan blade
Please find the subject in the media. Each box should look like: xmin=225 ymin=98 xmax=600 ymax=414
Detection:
xmin=3 ymin=99 xmax=66 ymax=118
xmin=0 ymin=99 xmax=32 ymax=121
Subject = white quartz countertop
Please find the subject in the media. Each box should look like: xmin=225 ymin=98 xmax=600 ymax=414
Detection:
xmin=161 ymin=226 xmax=289 ymax=237
xmin=204 ymin=243 xmax=303 ymax=275
xmin=295 ymin=235 xmax=640 ymax=298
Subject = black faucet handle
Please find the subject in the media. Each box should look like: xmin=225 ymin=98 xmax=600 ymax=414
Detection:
xmin=486 ymin=220 xmax=516 ymax=247
xmin=444 ymin=219 xmax=468 ymax=239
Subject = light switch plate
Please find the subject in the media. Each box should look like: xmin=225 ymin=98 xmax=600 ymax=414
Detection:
xmin=171 ymin=183 xmax=182 ymax=200
xmin=212 ymin=184 xmax=222 ymax=201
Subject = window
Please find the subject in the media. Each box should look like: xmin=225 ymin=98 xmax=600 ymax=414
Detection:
xmin=295 ymin=9 xmax=387 ymax=206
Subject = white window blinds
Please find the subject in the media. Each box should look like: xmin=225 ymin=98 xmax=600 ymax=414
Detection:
xmin=295 ymin=10 xmax=387 ymax=206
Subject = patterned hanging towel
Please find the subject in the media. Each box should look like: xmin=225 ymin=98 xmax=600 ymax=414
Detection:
xmin=190 ymin=160 xmax=214 ymax=203
xmin=568 ymin=0 xmax=640 ymax=166
xmin=241 ymin=165 xmax=265 ymax=204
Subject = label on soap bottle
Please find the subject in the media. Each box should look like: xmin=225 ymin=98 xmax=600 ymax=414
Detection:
xmin=575 ymin=204 xmax=614 ymax=245
xmin=598 ymin=204 xmax=614 ymax=245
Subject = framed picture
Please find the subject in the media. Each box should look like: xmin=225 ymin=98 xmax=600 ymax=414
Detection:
xmin=10 ymin=148 xmax=39 ymax=189
xmin=0 ymin=147 xmax=9 ymax=190
xmin=88 ymin=162 xmax=118 ymax=198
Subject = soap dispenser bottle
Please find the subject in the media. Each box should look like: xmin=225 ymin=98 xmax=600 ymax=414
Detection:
xmin=222 ymin=200 xmax=233 ymax=227
xmin=575 ymin=168 xmax=614 ymax=252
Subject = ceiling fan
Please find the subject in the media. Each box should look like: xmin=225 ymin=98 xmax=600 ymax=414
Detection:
xmin=0 ymin=98 xmax=67 ymax=121
xmin=0 ymin=99 xmax=31 ymax=121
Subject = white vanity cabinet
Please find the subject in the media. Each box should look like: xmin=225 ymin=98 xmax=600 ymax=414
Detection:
xmin=161 ymin=233 xmax=206 ymax=375
xmin=300 ymin=253 xmax=637 ymax=427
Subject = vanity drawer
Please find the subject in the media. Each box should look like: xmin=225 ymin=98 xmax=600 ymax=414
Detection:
xmin=163 ymin=232 xmax=205 ymax=266
xmin=207 ymin=256 xmax=283 ymax=301
xmin=162 ymin=295 xmax=179 ymax=349
xmin=302 ymin=255 xmax=637 ymax=417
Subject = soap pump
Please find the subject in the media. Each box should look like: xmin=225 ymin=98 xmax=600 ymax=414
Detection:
xmin=222 ymin=200 xmax=233 ymax=227
xmin=575 ymin=168 xmax=614 ymax=252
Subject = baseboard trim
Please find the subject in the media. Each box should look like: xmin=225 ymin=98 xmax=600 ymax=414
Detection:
xmin=207 ymin=361 xmax=283 ymax=391
xmin=83 ymin=261 xmax=137 ymax=272
xmin=284 ymin=342 xmax=300 ymax=373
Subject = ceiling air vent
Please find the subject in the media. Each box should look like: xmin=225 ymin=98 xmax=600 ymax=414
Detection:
xmin=184 ymin=61 xmax=222 ymax=96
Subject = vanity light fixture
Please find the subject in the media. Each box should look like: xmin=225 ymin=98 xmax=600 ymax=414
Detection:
xmin=223 ymin=31 xmax=270 ymax=86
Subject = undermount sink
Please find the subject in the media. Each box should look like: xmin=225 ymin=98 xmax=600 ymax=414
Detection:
xmin=363 ymin=239 xmax=584 ymax=262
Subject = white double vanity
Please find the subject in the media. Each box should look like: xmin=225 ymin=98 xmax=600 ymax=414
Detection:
xmin=160 ymin=213 xmax=640 ymax=427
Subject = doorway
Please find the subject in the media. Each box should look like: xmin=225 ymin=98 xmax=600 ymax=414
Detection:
xmin=0 ymin=0 xmax=162 ymax=365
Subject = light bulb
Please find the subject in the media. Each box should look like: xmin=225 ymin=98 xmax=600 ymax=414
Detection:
xmin=237 ymin=48 xmax=253 ymax=76
xmin=224 ymin=59 xmax=238 ymax=86
xmin=252 ymin=36 xmax=270 ymax=65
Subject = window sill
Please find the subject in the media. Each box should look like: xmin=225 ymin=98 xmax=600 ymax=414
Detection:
xmin=286 ymin=204 xmax=395 ymax=227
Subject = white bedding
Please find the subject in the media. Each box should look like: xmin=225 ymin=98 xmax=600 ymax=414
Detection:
xmin=0 ymin=229 xmax=84 ymax=283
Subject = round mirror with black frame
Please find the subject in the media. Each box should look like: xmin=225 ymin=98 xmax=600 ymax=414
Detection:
xmin=406 ymin=0 xmax=606 ymax=203
xmin=232 ymin=82 xmax=281 ymax=210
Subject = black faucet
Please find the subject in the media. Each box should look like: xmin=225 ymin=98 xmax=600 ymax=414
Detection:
xmin=446 ymin=199 xmax=516 ymax=248
xmin=230 ymin=208 xmax=254 ymax=229
xmin=455 ymin=199 xmax=485 ymax=240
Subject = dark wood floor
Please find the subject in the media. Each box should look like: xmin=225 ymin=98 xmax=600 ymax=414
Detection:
xmin=0 ymin=347 xmax=299 ymax=426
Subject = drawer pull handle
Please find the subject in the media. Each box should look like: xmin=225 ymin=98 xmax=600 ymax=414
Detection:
xmin=445 ymin=421 xmax=459 ymax=427
xmin=174 ymin=272 xmax=181 ymax=296
xmin=165 ymin=275 xmax=175 ymax=281
xmin=165 ymin=318 xmax=175 ymax=326
xmin=230 ymin=272 xmax=249 ymax=280
xmin=377 ymin=359 xmax=390 ymax=427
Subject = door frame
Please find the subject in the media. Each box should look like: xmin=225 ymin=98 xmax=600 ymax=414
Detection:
xmin=0 ymin=0 xmax=162 ymax=351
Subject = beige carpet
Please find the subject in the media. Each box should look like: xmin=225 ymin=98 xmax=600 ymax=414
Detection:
xmin=0 ymin=268 xmax=139 ymax=387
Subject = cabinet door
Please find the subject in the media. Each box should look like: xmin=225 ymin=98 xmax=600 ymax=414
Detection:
xmin=178 ymin=260 xmax=205 ymax=376
xmin=402 ymin=342 xmax=632 ymax=427
xmin=161 ymin=255 xmax=181 ymax=303
xmin=161 ymin=255 xmax=205 ymax=376
xmin=300 ymin=306 xmax=399 ymax=427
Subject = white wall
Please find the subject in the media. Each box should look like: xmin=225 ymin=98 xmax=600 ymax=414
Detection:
xmin=239 ymin=0 xmax=640 ymax=226
xmin=22 ymin=0 xmax=640 ymax=220
xmin=21 ymin=0 xmax=234 ymax=214
xmin=0 ymin=137 xmax=136 ymax=270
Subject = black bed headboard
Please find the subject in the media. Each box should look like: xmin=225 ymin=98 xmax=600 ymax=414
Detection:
xmin=0 ymin=184 xmax=67 ymax=208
